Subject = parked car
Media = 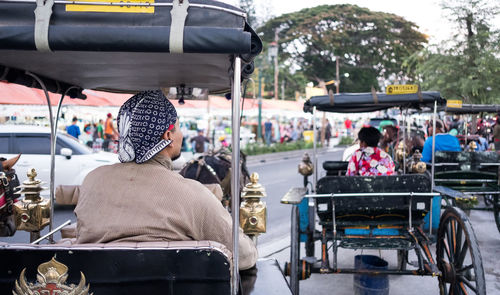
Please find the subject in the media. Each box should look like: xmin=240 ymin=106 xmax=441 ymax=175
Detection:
xmin=0 ymin=125 xmax=119 ymax=192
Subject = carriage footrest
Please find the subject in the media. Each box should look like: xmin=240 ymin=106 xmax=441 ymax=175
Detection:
xmin=340 ymin=237 xmax=413 ymax=250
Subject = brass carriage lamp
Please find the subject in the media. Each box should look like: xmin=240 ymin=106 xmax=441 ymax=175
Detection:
xmin=240 ymin=173 xmax=267 ymax=237
xmin=13 ymin=168 xmax=50 ymax=240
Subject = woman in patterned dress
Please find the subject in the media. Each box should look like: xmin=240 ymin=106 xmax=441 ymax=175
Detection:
xmin=346 ymin=127 xmax=395 ymax=176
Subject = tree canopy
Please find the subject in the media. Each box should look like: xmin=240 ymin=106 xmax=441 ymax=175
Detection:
xmin=405 ymin=0 xmax=500 ymax=104
xmin=258 ymin=4 xmax=428 ymax=93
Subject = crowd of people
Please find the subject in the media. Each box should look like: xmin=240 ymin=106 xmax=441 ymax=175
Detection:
xmin=346 ymin=115 xmax=500 ymax=177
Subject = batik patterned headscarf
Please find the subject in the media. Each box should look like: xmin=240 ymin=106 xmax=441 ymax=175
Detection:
xmin=117 ymin=90 xmax=178 ymax=164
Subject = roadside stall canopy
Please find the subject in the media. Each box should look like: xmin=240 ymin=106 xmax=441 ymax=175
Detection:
xmin=0 ymin=81 xmax=304 ymax=113
xmin=304 ymin=91 xmax=445 ymax=113
xmin=439 ymin=104 xmax=500 ymax=114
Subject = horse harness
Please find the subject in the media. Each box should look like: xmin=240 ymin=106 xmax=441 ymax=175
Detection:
xmin=0 ymin=158 xmax=20 ymax=236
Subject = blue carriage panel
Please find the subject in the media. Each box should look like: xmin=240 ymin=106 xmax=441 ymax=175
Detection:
xmin=422 ymin=196 xmax=442 ymax=232
xmin=298 ymin=197 xmax=309 ymax=242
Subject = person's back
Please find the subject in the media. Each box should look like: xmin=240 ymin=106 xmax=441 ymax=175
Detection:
xmin=346 ymin=127 xmax=395 ymax=176
xmin=421 ymin=120 xmax=461 ymax=163
xmin=75 ymin=90 xmax=257 ymax=270
xmin=75 ymin=155 xmax=256 ymax=269
xmin=66 ymin=117 xmax=80 ymax=139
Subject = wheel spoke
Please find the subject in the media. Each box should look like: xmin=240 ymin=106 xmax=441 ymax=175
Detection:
xmin=446 ymin=221 xmax=455 ymax=262
xmin=454 ymin=222 xmax=463 ymax=258
xmin=457 ymin=264 xmax=474 ymax=273
xmin=458 ymin=276 xmax=477 ymax=293
xmin=442 ymin=238 xmax=452 ymax=262
xmin=459 ymin=282 xmax=469 ymax=295
xmin=456 ymin=240 xmax=469 ymax=267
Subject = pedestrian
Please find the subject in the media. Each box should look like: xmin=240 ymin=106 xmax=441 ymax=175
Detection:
xmin=264 ymin=119 xmax=272 ymax=146
xmin=191 ymin=129 xmax=210 ymax=153
xmin=325 ymin=119 xmax=332 ymax=147
xmin=344 ymin=118 xmax=352 ymax=136
xmin=66 ymin=117 xmax=81 ymax=139
xmin=492 ymin=116 xmax=500 ymax=153
xmin=103 ymin=113 xmax=118 ymax=152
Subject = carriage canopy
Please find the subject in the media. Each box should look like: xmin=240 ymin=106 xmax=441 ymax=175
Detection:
xmin=304 ymin=91 xmax=445 ymax=113
xmin=0 ymin=0 xmax=262 ymax=96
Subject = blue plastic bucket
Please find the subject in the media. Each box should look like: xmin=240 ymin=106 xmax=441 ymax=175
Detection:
xmin=353 ymin=255 xmax=389 ymax=295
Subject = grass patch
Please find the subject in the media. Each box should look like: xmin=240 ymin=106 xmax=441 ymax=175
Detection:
xmin=338 ymin=136 xmax=354 ymax=145
xmin=243 ymin=140 xmax=320 ymax=156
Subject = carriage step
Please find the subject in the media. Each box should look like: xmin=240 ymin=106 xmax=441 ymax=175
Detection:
xmin=339 ymin=238 xmax=413 ymax=250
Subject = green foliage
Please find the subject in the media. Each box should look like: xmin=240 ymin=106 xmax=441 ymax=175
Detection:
xmin=258 ymin=5 xmax=428 ymax=92
xmin=240 ymin=0 xmax=257 ymax=28
xmin=338 ymin=136 xmax=354 ymax=146
xmin=243 ymin=140 xmax=317 ymax=156
xmin=404 ymin=0 xmax=500 ymax=104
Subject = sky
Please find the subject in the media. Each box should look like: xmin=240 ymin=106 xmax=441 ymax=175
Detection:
xmin=223 ymin=0 xmax=500 ymax=44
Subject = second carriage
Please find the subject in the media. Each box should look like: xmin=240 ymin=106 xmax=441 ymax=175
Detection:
xmin=281 ymin=91 xmax=486 ymax=295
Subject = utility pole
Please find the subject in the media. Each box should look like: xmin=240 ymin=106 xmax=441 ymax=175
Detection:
xmin=336 ymin=56 xmax=340 ymax=94
xmin=273 ymin=29 xmax=279 ymax=100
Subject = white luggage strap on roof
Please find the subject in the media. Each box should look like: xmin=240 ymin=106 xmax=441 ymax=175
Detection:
xmin=170 ymin=0 xmax=189 ymax=54
xmin=34 ymin=0 xmax=54 ymax=52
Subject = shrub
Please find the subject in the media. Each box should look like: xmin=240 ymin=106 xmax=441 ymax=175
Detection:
xmin=338 ymin=136 xmax=354 ymax=146
xmin=243 ymin=140 xmax=320 ymax=155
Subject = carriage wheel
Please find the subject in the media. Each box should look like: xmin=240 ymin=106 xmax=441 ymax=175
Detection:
xmin=436 ymin=207 xmax=486 ymax=295
xmin=494 ymin=195 xmax=500 ymax=233
xmin=397 ymin=250 xmax=408 ymax=271
xmin=289 ymin=205 xmax=300 ymax=295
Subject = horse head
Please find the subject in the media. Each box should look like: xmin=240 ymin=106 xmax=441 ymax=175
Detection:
xmin=0 ymin=154 xmax=21 ymax=237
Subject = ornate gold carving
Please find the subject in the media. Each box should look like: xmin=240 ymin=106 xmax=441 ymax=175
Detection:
xmin=240 ymin=172 xmax=267 ymax=235
xmin=13 ymin=168 xmax=50 ymax=234
xmin=13 ymin=256 xmax=92 ymax=295
xmin=408 ymin=149 xmax=427 ymax=174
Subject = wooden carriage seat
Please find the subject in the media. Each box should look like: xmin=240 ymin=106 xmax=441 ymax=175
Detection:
xmin=315 ymin=174 xmax=434 ymax=229
xmin=0 ymin=241 xmax=232 ymax=295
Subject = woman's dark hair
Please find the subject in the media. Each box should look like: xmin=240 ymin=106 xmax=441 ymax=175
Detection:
xmin=358 ymin=127 xmax=381 ymax=147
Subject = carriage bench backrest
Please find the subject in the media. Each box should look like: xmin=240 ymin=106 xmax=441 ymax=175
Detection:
xmin=434 ymin=151 xmax=500 ymax=173
xmin=0 ymin=240 xmax=231 ymax=295
xmin=315 ymin=174 xmax=434 ymax=226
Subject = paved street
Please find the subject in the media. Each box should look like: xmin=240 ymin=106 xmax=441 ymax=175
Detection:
xmin=2 ymin=147 xmax=499 ymax=294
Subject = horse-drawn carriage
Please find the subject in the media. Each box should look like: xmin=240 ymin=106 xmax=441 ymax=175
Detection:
xmin=433 ymin=103 xmax=500 ymax=233
xmin=0 ymin=1 xmax=292 ymax=294
xmin=281 ymin=91 xmax=486 ymax=294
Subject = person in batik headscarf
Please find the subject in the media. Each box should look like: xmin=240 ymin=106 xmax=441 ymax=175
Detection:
xmin=346 ymin=127 xmax=395 ymax=176
xmin=75 ymin=90 xmax=257 ymax=270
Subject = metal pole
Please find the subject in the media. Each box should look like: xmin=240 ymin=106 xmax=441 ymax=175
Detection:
xmin=290 ymin=205 xmax=299 ymax=295
xmin=231 ymin=57 xmax=242 ymax=295
xmin=25 ymin=72 xmax=56 ymax=242
xmin=431 ymin=101 xmax=437 ymax=191
xmin=403 ymin=108 xmax=407 ymax=174
xmin=335 ymin=57 xmax=340 ymax=94
xmin=273 ymin=29 xmax=279 ymax=100
xmin=312 ymin=106 xmax=318 ymax=192
xmin=257 ymin=74 xmax=262 ymax=142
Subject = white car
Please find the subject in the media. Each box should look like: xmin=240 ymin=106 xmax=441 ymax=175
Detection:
xmin=0 ymin=125 xmax=119 ymax=192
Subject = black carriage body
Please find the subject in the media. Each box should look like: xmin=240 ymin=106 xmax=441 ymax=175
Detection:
xmin=0 ymin=243 xmax=231 ymax=295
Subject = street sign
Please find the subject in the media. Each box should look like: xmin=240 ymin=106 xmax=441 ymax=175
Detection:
xmin=446 ymin=100 xmax=463 ymax=108
xmin=386 ymin=84 xmax=418 ymax=95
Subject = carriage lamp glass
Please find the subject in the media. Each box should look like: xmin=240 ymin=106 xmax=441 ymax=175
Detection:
xmin=240 ymin=172 xmax=267 ymax=235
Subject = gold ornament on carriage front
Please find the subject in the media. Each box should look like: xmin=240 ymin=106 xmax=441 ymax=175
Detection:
xmin=240 ymin=172 xmax=267 ymax=235
xmin=13 ymin=256 xmax=92 ymax=295
xmin=298 ymin=153 xmax=313 ymax=176
xmin=13 ymin=168 xmax=51 ymax=241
